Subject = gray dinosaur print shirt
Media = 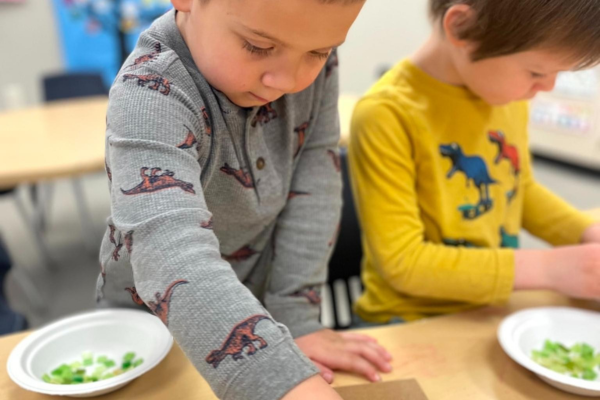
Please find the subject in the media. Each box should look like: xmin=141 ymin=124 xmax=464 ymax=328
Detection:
xmin=97 ymin=10 xmax=342 ymax=400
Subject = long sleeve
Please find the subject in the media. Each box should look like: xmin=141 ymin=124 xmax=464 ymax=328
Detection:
xmin=103 ymin=61 xmax=317 ymax=400
xmin=264 ymin=52 xmax=343 ymax=338
xmin=348 ymin=97 xmax=514 ymax=306
xmin=520 ymin=133 xmax=593 ymax=245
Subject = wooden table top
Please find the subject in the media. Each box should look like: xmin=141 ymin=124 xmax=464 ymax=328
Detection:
xmin=0 ymin=97 xmax=108 ymax=189
xmin=0 ymin=291 xmax=597 ymax=399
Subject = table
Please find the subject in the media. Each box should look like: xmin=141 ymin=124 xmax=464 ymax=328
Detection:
xmin=0 ymin=96 xmax=108 ymax=189
xmin=0 ymin=94 xmax=348 ymax=188
xmin=0 ymin=291 xmax=597 ymax=399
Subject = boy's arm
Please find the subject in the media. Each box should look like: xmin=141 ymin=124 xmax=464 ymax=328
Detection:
xmin=264 ymin=53 xmax=342 ymax=337
xmin=349 ymin=97 xmax=515 ymax=305
xmin=520 ymin=134 xmax=594 ymax=245
xmin=106 ymin=67 xmax=318 ymax=400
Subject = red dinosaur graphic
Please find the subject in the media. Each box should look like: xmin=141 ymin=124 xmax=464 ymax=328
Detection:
xmin=124 ymin=230 xmax=134 ymax=255
xmin=220 ymin=163 xmax=254 ymax=189
xmin=128 ymin=279 xmax=189 ymax=325
xmin=251 ymin=103 xmax=278 ymax=127
xmin=294 ymin=122 xmax=309 ymax=158
xmin=177 ymin=127 xmax=198 ymax=150
xmin=121 ymin=167 xmax=196 ymax=195
xmin=291 ymin=286 xmax=322 ymax=305
xmin=488 ymin=130 xmax=520 ymax=175
xmin=108 ymin=224 xmax=123 ymax=261
xmin=201 ymin=107 xmax=212 ymax=136
xmin=288 ymin=191 xmax=311 ymax=200
xmin=100 ymin=262 xmax=106 ymax=285
xmin=125 ymin=42 xmax=162 ymax=71
xmin=325 ymin=51 xmax=339 ymax=78
xmin=201 ymin=217 xmax=214 ymax=230
xmin=223 ymin=246 xmax=257 ymax=262
xmin=125 ymin=286 xmax=145 ymax=306
xmin=206 ymin=315 xmax=273 ymax=368
xmin=122 ymin=74 xmax=171 ymax=96
xmin=327 ymin=150 xmax=341 ymax=173
xmin=150 ymin=279 xmax=189 ymax=325
xmin=105 ymin=160 xmax=112 ymax=182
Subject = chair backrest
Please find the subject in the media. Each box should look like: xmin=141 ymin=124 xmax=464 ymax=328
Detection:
xmin=42 ymin=73 xmax=108 ymax=102
xmin=324 ymin=148 xmax=364 ymax=330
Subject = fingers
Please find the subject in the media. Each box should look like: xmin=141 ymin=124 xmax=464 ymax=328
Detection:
xmin=340 ymin=332 xmax=393 ymax=362
xmin=334 ymin=352 xmax=382 ymax=382
xmin=339 ymin=332 xmax=379 ymax=343
xmin=350 ymin=341 xmax=393 ymax=373
xmin=312 ymin=360 xmax=335 ymax=384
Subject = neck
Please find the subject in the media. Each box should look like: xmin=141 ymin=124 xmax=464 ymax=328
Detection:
xmin=410 ymin=29 xmax=465 ymax=87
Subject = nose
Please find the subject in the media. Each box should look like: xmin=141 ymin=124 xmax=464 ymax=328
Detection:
xmin=261 ymin=60 xmax=300 ymax=93
xmin=538 ymin=74 xmax=558 ymax=93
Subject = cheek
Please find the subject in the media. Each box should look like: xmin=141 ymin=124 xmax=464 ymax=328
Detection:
xmin=197 ymin=47 xmax=260 ymax=93
xmin=290 ymin=63 xmax=327 ymax=94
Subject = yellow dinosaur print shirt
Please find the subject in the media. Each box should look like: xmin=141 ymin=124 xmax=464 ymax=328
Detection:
xmin=349 ymin=59 xmax=594 ymax=323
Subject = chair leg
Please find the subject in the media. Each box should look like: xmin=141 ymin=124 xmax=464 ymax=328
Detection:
xmin=333 ymin=280 xmax=352 ymax=329
xmin=71 ymin=178 xmax=98 ymax=256
xmin=30 ymin=183 xmax=54 ymax=232
xmin=8 ymin=267 xmax=47 ymax=313
xmin=13 ymin=193 xmax=54 ymax=270
xmin=321 ymin=284 xmax=335 ymax=329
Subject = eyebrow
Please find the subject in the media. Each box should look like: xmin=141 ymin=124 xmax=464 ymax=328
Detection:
xmin=243 ymin=25 xmax=345 ymax=51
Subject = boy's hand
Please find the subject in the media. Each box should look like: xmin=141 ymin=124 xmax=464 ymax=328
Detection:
xmin=295 ymin=329 xmax=393 ymax=383
xmin=582 ymin=223 xmax=600 ymax=244
xmin=545 ymin=244 xmax=600 ymax=299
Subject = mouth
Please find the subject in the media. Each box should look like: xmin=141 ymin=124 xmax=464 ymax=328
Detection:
xmin=249 ymin=92 xmax=271 ymax=103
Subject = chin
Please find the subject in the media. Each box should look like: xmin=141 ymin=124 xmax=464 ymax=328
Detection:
xmin=481 ymin=96 xmax=514 ymax=106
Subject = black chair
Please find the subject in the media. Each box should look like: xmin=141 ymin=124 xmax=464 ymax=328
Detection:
xmin=43 ymin=73 xmax=108 ymax=102
xmin=325 ymin=148 xmax=364 ymax=330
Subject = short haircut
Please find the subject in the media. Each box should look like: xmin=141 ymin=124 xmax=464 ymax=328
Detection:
xmin=430 ymin=0 xmax=600 ymax=68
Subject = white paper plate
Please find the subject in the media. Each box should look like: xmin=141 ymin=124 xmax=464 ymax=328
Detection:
xmin=7 ymin=309 xmax=173 ymax=397
xmin=498 ymin=307 xmax=600 ymax=397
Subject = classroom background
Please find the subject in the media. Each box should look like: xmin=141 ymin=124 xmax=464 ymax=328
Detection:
xmin=1 ymin=0 xmax=600 ymax=331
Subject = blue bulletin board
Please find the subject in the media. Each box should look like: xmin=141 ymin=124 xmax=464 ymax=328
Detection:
xmin=52 ymin=0 xmax=172 ymax=88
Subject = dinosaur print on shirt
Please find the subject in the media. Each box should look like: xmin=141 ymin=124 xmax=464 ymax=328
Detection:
xmin=206 ymin=315 xmax=273 ymax=368
xmin=121 ymin=167 xmax=196 ymax=195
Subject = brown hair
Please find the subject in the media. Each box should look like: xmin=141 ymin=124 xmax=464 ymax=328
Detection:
xmin=430 ymin=0 xmax=600 ymax=68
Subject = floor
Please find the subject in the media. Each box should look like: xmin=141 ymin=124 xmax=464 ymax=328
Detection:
xmin=1 ymin=156 xmax=599 ymax=332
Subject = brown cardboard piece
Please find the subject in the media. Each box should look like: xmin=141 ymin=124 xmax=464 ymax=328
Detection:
xmin=334 ymin=379 xmax=429 ymax=400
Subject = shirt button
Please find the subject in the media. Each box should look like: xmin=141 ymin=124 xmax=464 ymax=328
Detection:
xmin=256 ymin=157 xmax=266 ymax=170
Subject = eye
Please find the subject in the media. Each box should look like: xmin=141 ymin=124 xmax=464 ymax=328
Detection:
xmin=242 ymin=40 xmax=274 ymax=57
xmin=309 ymin=50 xmax=331 ymax=61
xmin=530 ymin=71 xmax=546 ymax=78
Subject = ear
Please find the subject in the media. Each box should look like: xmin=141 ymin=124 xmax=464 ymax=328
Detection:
xmin=171 ymin=0 xmax=194 ymax=12
xmin=442 ymin=4 xmax=477 ymax=49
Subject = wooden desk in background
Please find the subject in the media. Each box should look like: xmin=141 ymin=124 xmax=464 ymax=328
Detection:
xmin=0 ymin=97 xmax=108 ymax=189
xmin=0 ymin=94 xmax=355 ymax=189
xmin=0 ymin=291 xmax=597 ymax=400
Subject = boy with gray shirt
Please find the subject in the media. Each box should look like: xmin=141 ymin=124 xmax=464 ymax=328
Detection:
xmin=98 ymin=1 xmax=391 ymax=399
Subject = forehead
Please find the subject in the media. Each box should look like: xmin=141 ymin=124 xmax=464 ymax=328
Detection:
xmin=217 ymin=0 xmax=363 ymax=50
xmin=507 ymin=49 xmax=581 ymax=72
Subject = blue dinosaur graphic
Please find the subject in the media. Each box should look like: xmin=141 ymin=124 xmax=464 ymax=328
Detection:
xmin=500 ymin=227 xmax=519 ymax=248
xmin=440 ymin=143 xmax=497 ymax=219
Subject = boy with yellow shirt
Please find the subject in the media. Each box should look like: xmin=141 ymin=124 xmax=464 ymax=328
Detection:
xmin=349 ymin=0 xmax=600 ymax=324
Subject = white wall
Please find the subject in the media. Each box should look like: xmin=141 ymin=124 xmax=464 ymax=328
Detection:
xmin=0 ymin=0 xmax=430 ymax=109
xmin=0 ymin=1 xmax=63 ymax=110
xmin=338 ymin=0 xmax=431 ymax=96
